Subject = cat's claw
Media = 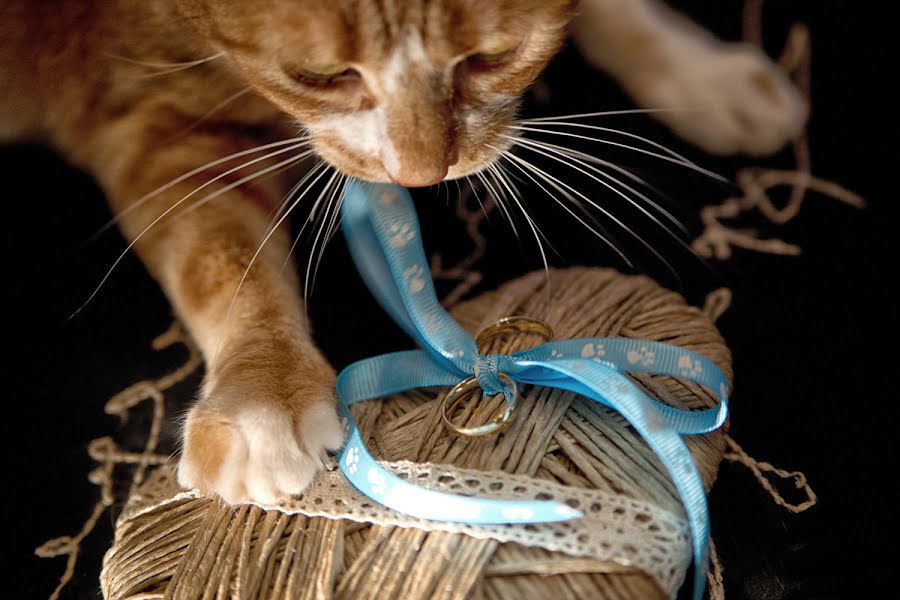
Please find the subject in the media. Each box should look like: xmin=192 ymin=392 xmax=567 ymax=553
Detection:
xmin=177 ymin=395 xmax=344 ymax=505
xmin=634 ymin=43 xmax=808 ymax=156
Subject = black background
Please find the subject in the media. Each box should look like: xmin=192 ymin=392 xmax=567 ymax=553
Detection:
xmin=5 ymin=2 xmax=894 ymax=598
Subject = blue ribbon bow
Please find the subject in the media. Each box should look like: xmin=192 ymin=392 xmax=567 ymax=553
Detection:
xmin=336 ymin=180 xmax=728 ymax=599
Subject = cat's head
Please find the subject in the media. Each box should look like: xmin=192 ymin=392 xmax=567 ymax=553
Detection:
xmin=177 ymin=0 xmax=574 ymax=186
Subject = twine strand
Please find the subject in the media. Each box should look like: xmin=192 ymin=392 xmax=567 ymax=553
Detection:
xmin=723 ymin=435 xmax=818 ymax=514
xmin=707 ymin=538 xmax=725 ymax=600
xmin=35 ymin=322 xmax=201 ymax=600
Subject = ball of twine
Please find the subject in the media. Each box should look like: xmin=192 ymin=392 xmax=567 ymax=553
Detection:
xmin=100 ymin=267 xmax=731 ymax=600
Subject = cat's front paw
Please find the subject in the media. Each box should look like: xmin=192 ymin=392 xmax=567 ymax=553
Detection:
xmin=176 ymin=366 xmax=345 ymax=505
xmin=634 ymin=43 xmax=807 ymax=156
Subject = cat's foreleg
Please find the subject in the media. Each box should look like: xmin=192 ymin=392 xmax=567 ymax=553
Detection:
xmin=572 ymin=0 xmax=807 ymax=155
xmin=103 ymin=132 xmax=344 ymax=504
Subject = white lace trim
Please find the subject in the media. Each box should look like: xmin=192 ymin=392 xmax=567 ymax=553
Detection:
xmin=128 ymin=461 xmax=691 ymax=595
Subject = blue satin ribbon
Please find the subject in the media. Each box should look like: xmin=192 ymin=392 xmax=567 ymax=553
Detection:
xmin=336 ymin=179 xmax=728 ymax=599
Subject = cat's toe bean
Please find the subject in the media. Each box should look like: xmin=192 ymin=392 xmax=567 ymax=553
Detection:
xmin=241 ymin=406 xmax=318 ymax=502
xmin=298 ymin=399 xmax=346 ymax=459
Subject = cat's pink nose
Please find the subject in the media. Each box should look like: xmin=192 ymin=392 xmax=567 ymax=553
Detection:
xmin=386 ymin=163 xmax=448 ymax=188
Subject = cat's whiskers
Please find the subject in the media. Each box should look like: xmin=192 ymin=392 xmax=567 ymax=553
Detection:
xmin=495 ymin=145 xmax=617 ymax=254
xmin=311 ymin=173 xmax=348 ymax=295
xmin=108 ymin=51 xmax=228 ymax=79
xmin=168 ymin=150 xmax=316 ymax=223
xmin=104 ymin=50 xmax=226 ymax=71
xmin=489 ymin=160 xmax=551 ymax=255
xmin=507 ymin=124 xmax=726 ymax=183
xmin=219 ymin=163 xmax=336 ymax=348
xmin=514 ymin=119 xmax=695 ymax=165
xmin=304 ymin=170 xmax=345 ymax=301
xmin=499 ymin=139 xmax=680 ymax=281
xmin=486 ymin=160 xmax=553 ymax=290
xmin=521 ymin=107 xmax=699 ymax=122
xmin=73 ymin=142 xmax=313 ymax=317
xmin=93 ymin=137 xmax=311 ymax=238
xmin=474 ymin=170 xmax=518 ymax=239
xmin=270 ymin=160 xmax=329 ymax=237
xmin=486 ymin=144 xmax=631 ymax=267
xmin=503 ymin=137 xmax=685 ymax=280
xmin=538 ymin=140 xmax=688 ymax=236
xmin=324 ymin=177 xmax=348 ymax=247
xmin=279 ymin=162 xmax=334 ymax=273
xmin=307 ymin=171 xmax=339 ymax=224
xmin=524 ymin=139 xmax=680 ymax=220
xmin=502 ymin=133 xmax=690 ymax=245
xmin=463 ymin=175 xmax=491 ymax=220
xmin=496 ymin=122 xmax=715 ymax=279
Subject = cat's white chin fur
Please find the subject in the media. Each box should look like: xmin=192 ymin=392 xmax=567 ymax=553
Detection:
xmin=177 ymin=399 xmax=345 ymax=505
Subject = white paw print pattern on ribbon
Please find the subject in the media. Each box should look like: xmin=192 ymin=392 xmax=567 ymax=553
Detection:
xmin=380 ymin=188 xmax=399 ymax=205
xmin=626 ymin=345 xmax=656 ymax=367
xmin=421 ymin=313 xmax=439 ymax=336
xmin=339 ymin=416 xmax=350 ymax=439
xmin=580 ymin=342 xmax=606 ymax=360
xmin=367 ymin=467 xmax=387 ymax=496
xmin=448 ymin=349 xmax=465 ymax=358
xmin=550 ymin=349 xmax=564 ymax=358
xmin=677 ymin=355 xmax=703 ymax=378
xmin=403 ymin=264 xmax=426 ymax=294
xmin=644 ymin=407 xmax=667 ymax=433
xmin=613 ymin=379 xmax=632 ymax=397
xmin=388 ymin=223 xmax=415 ymax=248
xmin=344 ymin=446 xmax=360 ymax=475
xmin=501 ymin=505 xmax=535 ymax=520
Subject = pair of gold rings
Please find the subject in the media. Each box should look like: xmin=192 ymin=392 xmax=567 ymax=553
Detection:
xmin=441 ymin=316 xmax=553 ymax=439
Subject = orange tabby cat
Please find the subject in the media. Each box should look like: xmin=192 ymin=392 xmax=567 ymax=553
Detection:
xmin=0 ymin=0 xmax=804 ymax=504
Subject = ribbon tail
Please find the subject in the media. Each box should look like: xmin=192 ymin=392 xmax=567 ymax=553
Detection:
xmin=509 ymin=339 xmax=729 ymax=434
xmin=508 ymin=356 xmax=711 ymax=600
xmin=342 ymin=179 xmax=477 ymax=372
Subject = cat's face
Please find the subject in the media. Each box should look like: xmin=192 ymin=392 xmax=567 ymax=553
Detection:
xmin=177 ymin=0 xmax=573 ymax=186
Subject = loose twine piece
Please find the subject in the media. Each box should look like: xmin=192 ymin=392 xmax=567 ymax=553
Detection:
xmin=35 ymin=322 xmax=201 ymax=600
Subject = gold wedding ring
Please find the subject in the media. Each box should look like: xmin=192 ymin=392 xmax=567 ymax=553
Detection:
xmin=441 ymin=316 xmax=554 ymax=439
xmin=475 ymin=316 xmax=554 ymax=351
xmin=441 ymin=373 xmax=519 ymax=438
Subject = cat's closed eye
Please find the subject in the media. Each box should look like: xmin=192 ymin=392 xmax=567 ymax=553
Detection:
xmin=465 ymin=44 xmax=522 ymax=72
xmin=284 ymin=62 xmax=361 ymax=88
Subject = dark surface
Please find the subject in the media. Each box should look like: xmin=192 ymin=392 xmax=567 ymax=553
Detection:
xmin=5 ymin=2 xmax=894 ymax=598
